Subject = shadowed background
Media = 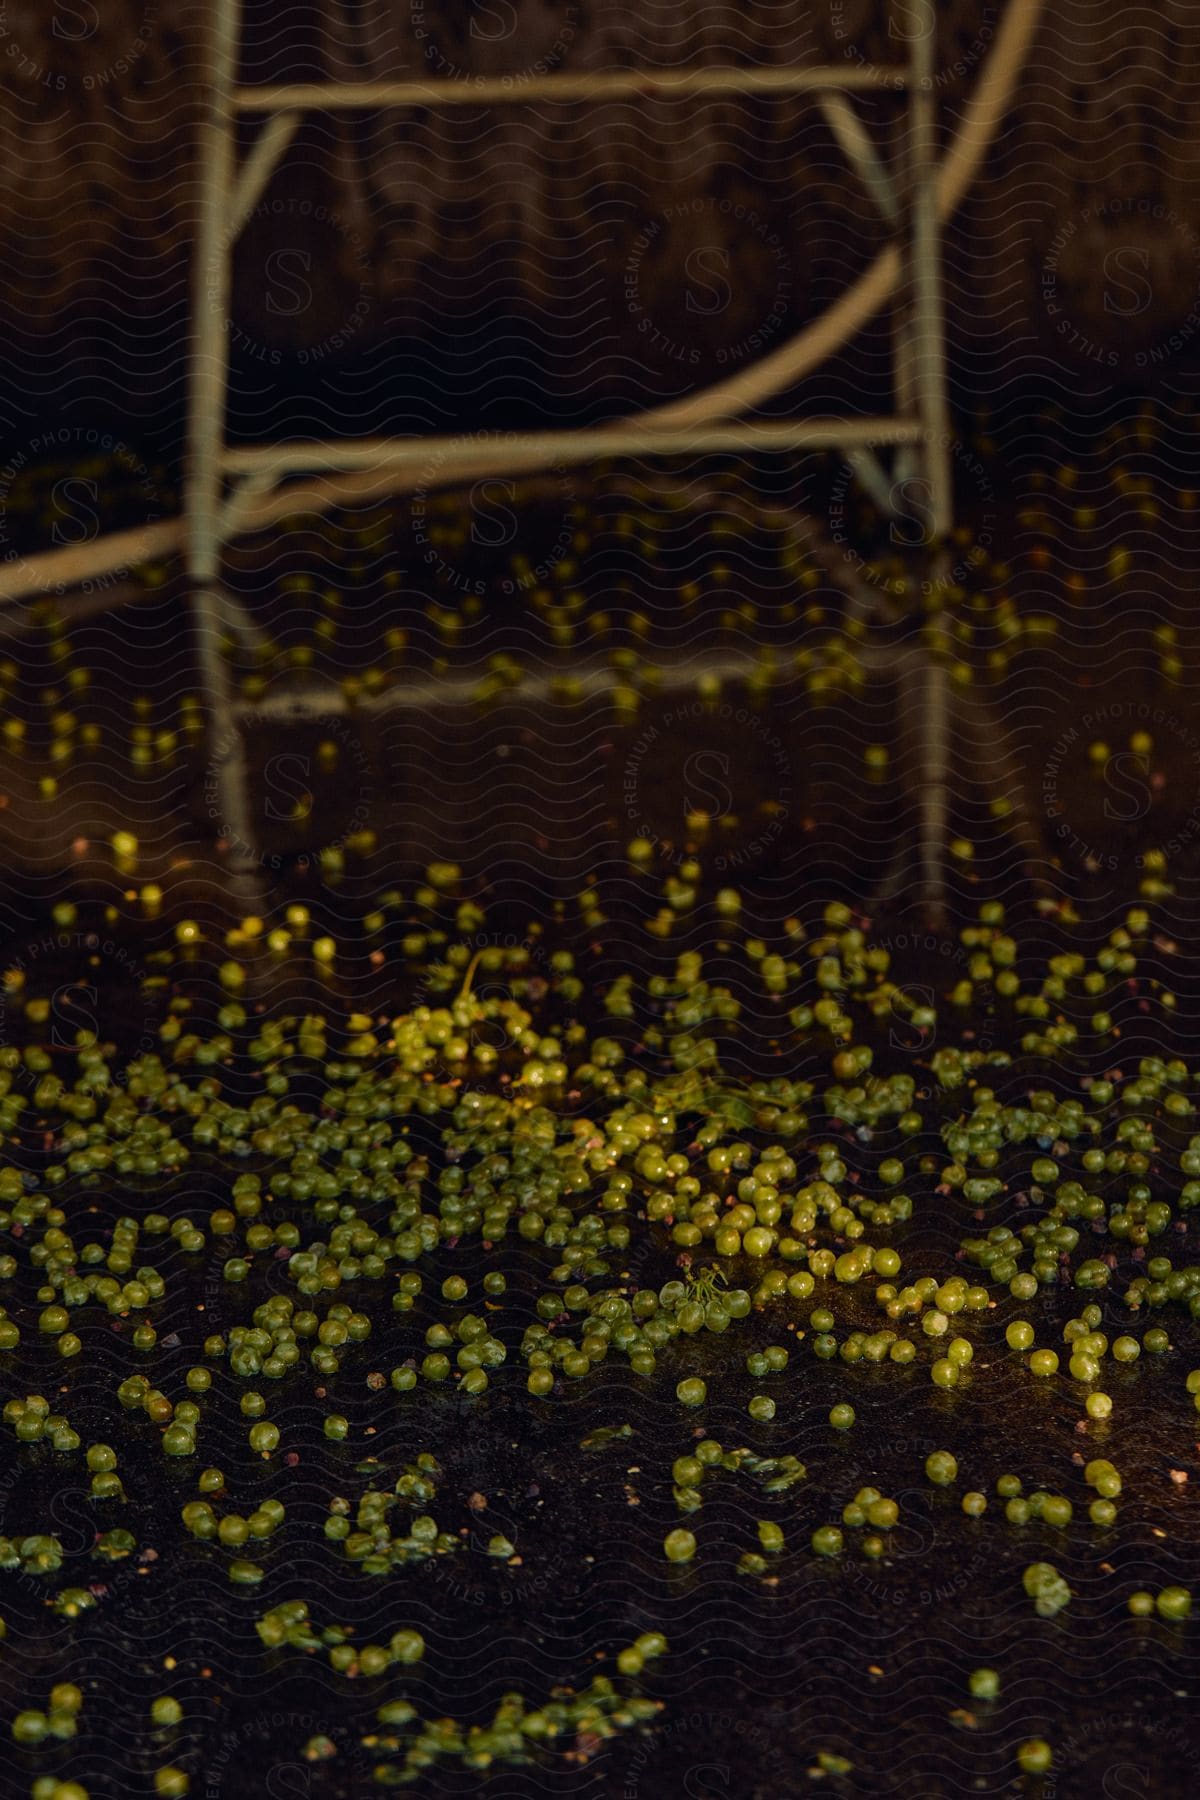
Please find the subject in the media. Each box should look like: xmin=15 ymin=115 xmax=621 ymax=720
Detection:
xmin=0 ymin=0 xmax=1196 ymax=456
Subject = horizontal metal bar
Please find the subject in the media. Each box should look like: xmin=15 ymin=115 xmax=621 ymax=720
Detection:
xmin=234 ymin=637 xmax=946 ymax=722
xmin=237 ymin=651 xmax=777 ymax=720
xmin=0 ymin=520 xmax=180 ymax=604
xmin=221 ymin=419 xmax=924 ymax=481
xmin=0 ymin=423 xmax=917 ymax=605
xmin=233 ymin=66 xmax=907 ymax=113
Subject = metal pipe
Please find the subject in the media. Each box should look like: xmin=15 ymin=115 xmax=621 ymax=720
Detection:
xmin=915 ymin=655 xmax=950 ymax=923
xmin=186 ymin=0 xmax=262 ymax=881
xmin=840 ymin=445 xmax=900 ymax=519
xmin=234 ymin=66 xmax=907 ymax=113
xmin=186 ymin=0 xmax=240 ymax=585
xmin=220 ymin=418 xmax=924 ymax=480
xmin=233 ymin=636 xmax=938 ymax=721
xmin=229 ymin=111 xmax=303 ymax=236
xmin=639 ymin=0 xmax=1047 ymax=432
xmin=889 ymin=27 xmax=918 ymax=497
xmin=0 ymin=519 xmax=179 ymax=604
xmin=192 ymin=585 xmax=261 ymax=876
xmin=219 ymin=466 xmax=279 ymax=544
xmin=818 ymin=92 xmax=900 ymax=223
xmin=0 ymin=0 xmax=1048 ymax=608
xmin=790 ymin=91 xmax=904 ymax=530
xmin=908 ymin=17 xmax=953 ymax=539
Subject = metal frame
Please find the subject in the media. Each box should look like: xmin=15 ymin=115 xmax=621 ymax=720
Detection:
xmin=2 ymin=0 xmax=1051 ymax=610
xmin=188 ymin=0 xmax=954 ymax=872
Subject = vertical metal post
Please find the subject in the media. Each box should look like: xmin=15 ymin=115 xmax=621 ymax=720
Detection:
xmin=888 ymin=25 xmax=918 ymax=497
xmin=188 ymin=0 xmax=240 ymax=587
xmin=908 ymin=12 xmax=953 ymax=540
xmin=188 ymin=0 xmax=260 ymax=881
xmin=908 ymin=7 xmax=951 ymax=923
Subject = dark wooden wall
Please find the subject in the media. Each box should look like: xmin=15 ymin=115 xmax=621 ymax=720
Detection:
xmin=0 ymin=0 xmax=1196 ymax=440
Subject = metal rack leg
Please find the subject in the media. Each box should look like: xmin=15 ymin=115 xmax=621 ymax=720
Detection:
xmin=187 ymin=0 xmax=240 ymax=591
xmin=187 ymin=0 xmax=261 ymax=888
xmin=908 ymin=17 xmax=953 ymax=539
xmin=889 ymin=66 xmax=919 ymax=498
xmin=876 ymin=16 xmax=956 ymax=920
xmin=193 ymin=583 xmax=261 ymax=887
